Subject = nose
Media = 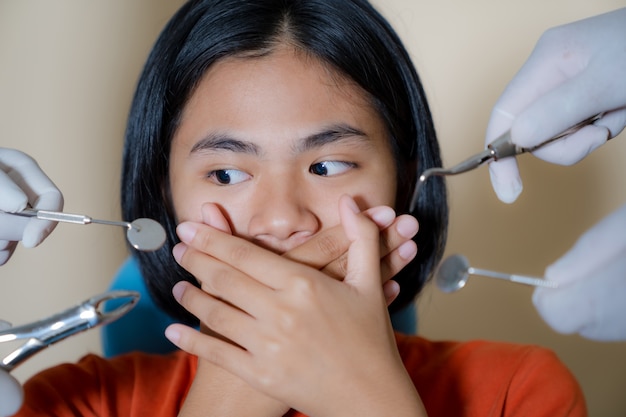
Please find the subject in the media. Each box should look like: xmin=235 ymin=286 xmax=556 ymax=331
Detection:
xmin=247 ymin=179 xmax=320 ymax=252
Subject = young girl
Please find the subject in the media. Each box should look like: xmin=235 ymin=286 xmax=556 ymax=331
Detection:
xmin=16 ymin=0 xmax=585 ymax=415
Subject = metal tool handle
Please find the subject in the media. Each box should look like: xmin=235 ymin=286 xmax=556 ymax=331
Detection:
xmin=488 ymin=113 xmax=603 ymax=160
xmin=16 ymin=208 xmax=131 ymax=228
xmin=19 ymin=208 xmax=92 ymax=224
xmin=469 ymin=267 xmax=558 ymax=288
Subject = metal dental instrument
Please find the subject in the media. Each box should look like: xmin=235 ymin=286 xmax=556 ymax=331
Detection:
xmin=15 ymin=208 xmax=166 ymax=251
xmin=435 ymin=254 xmax=558 ymax=293
xmin=0 ymin=290 xmax=139 ymax=372
xmin=409 ymin=113 xmax=604 ymax=211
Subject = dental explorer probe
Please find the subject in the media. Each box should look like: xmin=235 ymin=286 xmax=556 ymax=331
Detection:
xmin=14 ymin=208 xmax=166 ymax=251
xmin=436 ymin=254 xmax=558 ymax=293
xmin=409 ymin=113 xmax=603 ymax=211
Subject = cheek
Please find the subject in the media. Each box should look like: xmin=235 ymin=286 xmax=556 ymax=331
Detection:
xmin=351 ymin=164 xmax=398 ymax=209
xmin=168 ymin=172 xmax=206 ymax=224
xmin=308 ymin=192 xmax=343 ymax=228
xmin=353 ymin=184 xmax=396 ymax=210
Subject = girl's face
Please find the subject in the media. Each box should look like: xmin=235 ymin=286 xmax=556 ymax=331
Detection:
xmin=169 ymin=47 xmax=397 ymax=254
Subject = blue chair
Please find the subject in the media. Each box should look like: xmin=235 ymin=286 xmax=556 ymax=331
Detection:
xmin=102 ymin=257 xmax=417 ymax=357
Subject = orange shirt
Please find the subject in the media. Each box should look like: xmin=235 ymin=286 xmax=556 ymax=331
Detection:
xmin=16 ymin=333 xmax=586 ymax=416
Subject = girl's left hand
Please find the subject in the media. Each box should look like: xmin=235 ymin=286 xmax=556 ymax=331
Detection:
xmin=166 ymin=195 xmax=425 ymax=417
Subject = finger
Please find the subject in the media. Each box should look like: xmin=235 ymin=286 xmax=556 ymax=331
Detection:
xmin=544 ymin=203 xmax=626 ymax=286
xmin=165 ymin=322 xmax=254 ymax=378
xmin=283 ymin=206 xmax=395 ymax=272
xmin=379 ymin=240 xmax=417 ymax=282
xmin=485 ymin=107 xmax=516 ymax=146
xmin=485 ymin=101 xmax=523 ymax=205
xmin=283 ymin=224 xmax=346 ymax=270
xmin=530 ymin=124 xmax=609 ymax=165
xmin=0 ymin=169 xmax=31 ymax=243
xmin=595 ymin=106 xmax=626 ymax=138
xmin=487 ymin=158 xmax=523 ymax=204
xmin=0 ymin=150 xmax=61 ymax=208
xmin=22 ymin=215 xmax=61 ymax=249
xmin=0 ymin=370 xmax=24 ymax=417
xmin=338 ymin=195 xmax=381 ymax=292
xmin=0 ymin=241 xmax=17 ymax=266
xmin=176 ymin=221 xmax=296 ymax=290
xmin=0 ymin=169 xmax=28 ymax=212
xmin=533 ymin=255 xmax=626 ymax=340
xmin=327 ymin=235 xmax=418 ymax=284
xmin=373 ymin=215 xmax=418 ymax=279
xmin=513 ymin=68 xmax=626 ymax=148
xmin=0 ymin=150 xmax=63 ymax=248
xmin=171 ymin=281 xmax=257 ymax=346
xmin=173 ymin=242 xmax=275 ymax=318
xmin=484 ymin=45 xmax=566 ymax=147
xmin=165 ymin=322 xmax=273 ymax=395
xmin=305 ymin=212 xmax=418 ymax=280
xmin=382 ymin=280 xmax=400 ymax=306
xmin=0 ymin=213 xmax=29 ymax=242
xmin=200 ymin=202 xmax=232 ymax=233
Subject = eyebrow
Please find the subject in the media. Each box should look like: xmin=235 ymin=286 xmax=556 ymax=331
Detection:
xmin=189 ymin=124 xmax=369 ymax=157
xmin=190 ymin=133 xmax=261 ymax=155
xmin=294 ymin=124 xmax=368 ymax=153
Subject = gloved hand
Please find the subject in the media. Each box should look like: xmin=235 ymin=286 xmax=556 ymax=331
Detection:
xmin=0 ymin=369 xmax=23 ymax=417
xmin=0 ymin=148 xmax=63 ymax=265
xmin=485 ymin=7 xmax=626 ymax=203
xmin=0 ymin=320 xmax=24 ymax=417
xmin=532 ymin=203 xmax=626 ymax=341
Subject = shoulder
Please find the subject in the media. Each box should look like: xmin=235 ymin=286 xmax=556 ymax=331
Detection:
xmin=34 ymin=350 xmax=196 ymax=381
xmin=396 ymin=332 xmax=569 ymax=371
xmin=395 ymin=333 xmax=587 ymax=416
xmin=19 ymin=351 xmax=196 ymax=416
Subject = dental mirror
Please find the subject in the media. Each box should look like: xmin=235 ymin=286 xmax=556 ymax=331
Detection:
xmin=436 ymin=254 xmax=558 ymax=293
xmin=122 ymin=218 xmax=167 ymax=251
xmin=16 ymin=209 xmax=166 ymax=252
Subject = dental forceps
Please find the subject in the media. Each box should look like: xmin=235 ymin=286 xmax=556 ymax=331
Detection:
xmin=0 ymin=290 xmax=139 ymax=372
xmin=409 ymin=113 xmax=603 ymax=211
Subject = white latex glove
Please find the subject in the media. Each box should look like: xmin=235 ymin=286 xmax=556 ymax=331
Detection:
xmin=0 ymin=320 xmax=24 ymax=417
xmin=0 ymin=148 xmax=63 ymax=265
xmin=485 ymin=7 xmax=626 ymax=203
xmin=533 ymin=203 xmax=626 ymax=341
xmin=0 ymin=372 xmax=22 ymax=417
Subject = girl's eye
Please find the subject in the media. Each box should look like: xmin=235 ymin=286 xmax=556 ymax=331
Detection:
xmin=207 ymin=169 xmax=251 ymax=185
xmin=309 ymin=161 xmax=355 ymax=177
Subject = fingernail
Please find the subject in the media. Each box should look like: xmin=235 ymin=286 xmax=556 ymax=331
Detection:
xmin=370 ymin=207 xmax=395 ymax=227
xmin=396 ymin=216 xmax=419 ymax=238
xmin=171 ymin=281 xmax=186 ymax=301
xmin=398 ymin=241 xmax=417 ymax=260
xmin=172 ymin=243 xmax=187 ymax=263
xmin=176 ymin=222 xmax=198 ymax=243
xmin=164 ymin=326 xmax=181 ymax=344
xmin=383 ymin=280 xmax=400 ymax=304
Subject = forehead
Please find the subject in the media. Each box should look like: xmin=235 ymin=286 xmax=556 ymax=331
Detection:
xmin=177 ymin=47 xmax=384 ymax=141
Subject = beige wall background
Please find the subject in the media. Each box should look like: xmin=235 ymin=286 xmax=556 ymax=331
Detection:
xmin=1 ymin=1 xmax=625 ymax=416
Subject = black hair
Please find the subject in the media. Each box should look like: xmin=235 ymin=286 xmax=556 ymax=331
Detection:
xmin=121 ymin=0 xmax=448 ymax=325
